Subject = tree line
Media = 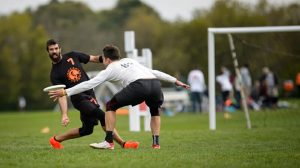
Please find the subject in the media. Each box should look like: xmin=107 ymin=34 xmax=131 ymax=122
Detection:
xmin=0 ymin=0 xmax=299 ymax=110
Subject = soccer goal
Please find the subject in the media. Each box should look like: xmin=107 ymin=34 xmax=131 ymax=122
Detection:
xmin=208 ymin=26 xmax=300 ymax=130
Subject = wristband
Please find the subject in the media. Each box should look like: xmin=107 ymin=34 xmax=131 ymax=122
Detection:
xmin=99 ymin=56 xmax=103 ymax=63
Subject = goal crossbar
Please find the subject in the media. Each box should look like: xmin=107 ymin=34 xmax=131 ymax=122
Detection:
xmin=208 ymin=26 xmax=300 ymax=130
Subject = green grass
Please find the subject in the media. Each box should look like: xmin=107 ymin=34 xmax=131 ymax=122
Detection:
xmin=0 ymin=100 xmax=300 ymax=168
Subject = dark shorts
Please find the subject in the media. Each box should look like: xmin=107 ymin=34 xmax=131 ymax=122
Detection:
xmin=221 ymin=91 xmax=230 ymax=104
xmin=110 ymin=79 xmax=163 ymax=115
xmin=72 ymin=96 xmax=101 ymax=126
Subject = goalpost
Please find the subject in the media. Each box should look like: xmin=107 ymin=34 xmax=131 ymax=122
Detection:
xmin=208 ymin=26 xmax=300 ymax=130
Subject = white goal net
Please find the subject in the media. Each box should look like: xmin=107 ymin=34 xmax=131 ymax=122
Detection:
xmin=208 ymin=26 xmax=300 ymax=130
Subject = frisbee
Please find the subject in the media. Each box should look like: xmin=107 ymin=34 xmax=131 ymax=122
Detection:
xmin=43 ymin=84 xmax=66 ymax=92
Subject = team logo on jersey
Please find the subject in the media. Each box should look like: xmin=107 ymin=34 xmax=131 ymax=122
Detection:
xmin=67 ymin=67 xmax=81 ymax=82
xmin=121 ymin=62 xmax=133 ymax=68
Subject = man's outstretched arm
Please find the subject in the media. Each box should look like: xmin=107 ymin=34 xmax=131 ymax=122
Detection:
xmin=89 ymin=55 xmax=103 ymax=63
xmin=151 ymin=69 xmax=190 ymax=90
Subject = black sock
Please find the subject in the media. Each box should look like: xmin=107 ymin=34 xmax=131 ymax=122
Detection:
xmin=105 ymin=131 xmax=114 ymax=143
xmin=152 ymin=135 xmax=159 ymax=145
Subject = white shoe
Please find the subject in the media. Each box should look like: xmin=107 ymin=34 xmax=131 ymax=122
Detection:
xmin=89 ymin=141 xmax=114 ymax=150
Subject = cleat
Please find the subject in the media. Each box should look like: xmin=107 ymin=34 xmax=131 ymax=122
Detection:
xmin=90 ymin=141 xmax=114 ymax=150
xmin=123 ymin=141 xmax=139 ymax=149
xmin=49 ymin=136 xmax=63 ymax=149
xmin=152 ymin=144 xmax=160 ymax=149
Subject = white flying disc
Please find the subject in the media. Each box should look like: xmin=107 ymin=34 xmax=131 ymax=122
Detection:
xmin=43 ymin=84 xmax=66 ymax=92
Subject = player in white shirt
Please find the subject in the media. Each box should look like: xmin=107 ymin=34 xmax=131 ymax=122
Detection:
xmin=216 ymin=67 xmax=233 ymax=107
xmin=49 ymin=45 xmax=190 ymax=149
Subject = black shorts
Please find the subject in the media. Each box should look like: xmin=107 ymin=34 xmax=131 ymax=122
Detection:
xmin=72 ymin=96 xmax=100 ymax=126
xmin=114 ymin=79 xmax=164 ymax=110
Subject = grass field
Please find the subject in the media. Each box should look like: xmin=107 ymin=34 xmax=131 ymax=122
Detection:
xmin=0 ymin=100 xmax=300 ymax=168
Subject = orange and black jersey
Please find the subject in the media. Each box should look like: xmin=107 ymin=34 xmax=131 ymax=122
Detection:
xmin=50 ymin=51 xmax=96 ymax=104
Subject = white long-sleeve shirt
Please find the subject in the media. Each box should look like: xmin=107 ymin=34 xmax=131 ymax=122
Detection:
xmin=216 ymin=73 xmax=233 ymax=91
xmin=187 ymin=69 xmax=206 ymax=92
xmin=66 ymin=58 xmax=177 ymax=96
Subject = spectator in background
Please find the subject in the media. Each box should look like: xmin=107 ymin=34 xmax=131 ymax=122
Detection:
xmin=233 ymin=64 xmax=252 ymax=109
xmin=216 ymin=66 xmax=233 ymax=110
xmin=259 ymin=67 xmax=279 ymax=108
xmin=240 ymin=64 xmax=252 ymax=98
xmin=251 ymin=80 xmax=261 ymax=103
xmin=187 ymin=66 xmax=206 ymax=112
xmin=18 ymin=96 xmax=26 ymax=111
xmin=221 ymin=66 xmax=231 ymax=77
xmin=233 ymin=75 xmax=241 ymax=109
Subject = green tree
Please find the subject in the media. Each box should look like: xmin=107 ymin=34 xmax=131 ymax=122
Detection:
xmin=32 ymin=0 xmax=94 ymax=51
xmin=0 ymin=13 xmax=50 ymax=110
xmin=125 ymin=7 xmax=165 ymax=52
xmin=0 ymin=46 xmax=20 ymax=109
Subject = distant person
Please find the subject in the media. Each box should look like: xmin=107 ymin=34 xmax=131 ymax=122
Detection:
xmin=18 ymin=96 xmax=26 ymax=111
xmin=259 ymin=67 xmax=279 ymax=108
xmin=216 ymin=66 xmax=233 ymax=107
xmin=240 ymin=64 xmax=252 ymax=98
xmin=251 ymin=80 xmax=261 ymax=103
xmin=187 ymin=66 xmax=206 ymax=112
xmin=49 ymin=45 xmax=190 ymax=149
xmin=234 ymin=64 xmax=252 ymax=109
xmin=233 ymin=75 xmax=241 ymax=109
xmin=216 ymin=66 xmax=234 ymax=118
xmin=45 ymin=39 xmax=138 ymax=149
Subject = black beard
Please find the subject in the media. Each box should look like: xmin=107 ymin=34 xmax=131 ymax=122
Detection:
xmin=49 ymin=53 xmax=62 ymax=63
